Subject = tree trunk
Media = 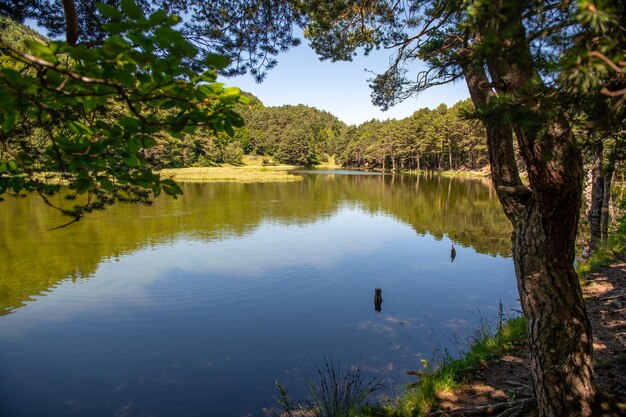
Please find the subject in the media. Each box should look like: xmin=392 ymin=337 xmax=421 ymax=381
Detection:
xmin=62 ymin=0 xmax=79 ymax=45
xmin=461 ymin=4 xmax=596 ymax=411
xmin=601 ymin=145 xmax=617 ymax=242
xmin=587 ymin=142 xmax=604 ymax=249
xmin=512 ymin=192 xmax=595 ymax=417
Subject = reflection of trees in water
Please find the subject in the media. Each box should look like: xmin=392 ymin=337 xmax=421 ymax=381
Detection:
xmin=0 ymin=174 xmax=511 ymax=315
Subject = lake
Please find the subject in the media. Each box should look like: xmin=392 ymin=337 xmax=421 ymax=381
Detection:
xmin=0 ymin=171 xmax=518 ymax=417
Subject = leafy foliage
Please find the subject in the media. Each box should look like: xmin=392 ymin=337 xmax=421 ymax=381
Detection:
xmin=2 ymin=0 xmax=304 ymax=82
xmin=0 ymin=5 xmax=248 ymax=219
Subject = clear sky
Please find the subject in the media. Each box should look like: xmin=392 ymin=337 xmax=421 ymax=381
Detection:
xmin=229 ymin=37 xmax=470 ymax=126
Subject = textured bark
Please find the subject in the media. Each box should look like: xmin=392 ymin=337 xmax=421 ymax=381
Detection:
xmin=600 ymin=147 xmax=617 ymax=242
xmin=587 ymin=143 xmax=604 ymax=249
xmin=460 ymin=2 xmax=596 ymax=415
xmin=601 ymin=172 xmax=614 ymax=241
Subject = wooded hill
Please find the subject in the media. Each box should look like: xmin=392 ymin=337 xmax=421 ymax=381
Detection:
xmin=146 ymin=95 xmax=489 ymax=171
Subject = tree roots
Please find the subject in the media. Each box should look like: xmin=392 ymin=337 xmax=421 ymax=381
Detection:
xmin=430 ymin=397 xmax=535 ymax=417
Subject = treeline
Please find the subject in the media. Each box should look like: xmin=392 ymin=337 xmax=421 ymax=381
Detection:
xmin=154 ymin=96 xmax=488 ymax=170
xmin=137 ymin=98 xmax=346 ymax=168
xmin=142 ymin=96 xmax=489 ymax=171
xmin=338 ymin=101 xmax=487 ymax=171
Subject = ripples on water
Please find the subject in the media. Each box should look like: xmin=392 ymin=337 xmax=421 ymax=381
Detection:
xmin=0 ymin=172 xmax=516 ymax=417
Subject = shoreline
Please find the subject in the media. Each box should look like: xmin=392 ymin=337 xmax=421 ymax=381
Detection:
xmin=375 ymin=257 xmax=626 ymax=417
xmin=159 ymin=166 xmax=301 ymax=183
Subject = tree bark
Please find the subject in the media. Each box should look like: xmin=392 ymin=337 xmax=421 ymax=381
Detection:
xmin=587 ymin=141 xmax=604 ymax=249
xmin=600 ymin=145 xmax=617 ymax=242
xmin=460 ymin=2 xmax=596 ymax=413
xmin=62 ymin=0 xmax=79 ymax=46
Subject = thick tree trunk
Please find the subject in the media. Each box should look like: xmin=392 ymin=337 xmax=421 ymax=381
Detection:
xmin=461 ymin=6 xmax=596 ymax=411
xmin=512 ymin=194 xmax=595 ymax=417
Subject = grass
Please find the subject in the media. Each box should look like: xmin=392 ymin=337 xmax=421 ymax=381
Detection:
xmin=268 ymin=315 xmax=527 ymax=417
xmin=272 ymin=357 xmax=382 ymax=417
xmin=439 ymin=169 xmax=490 ymax=179
xmin=159 ymin=166 xmax=302 ymax=183
xmin=370 ymin=316 xmax=527 ymax=417
xmin=576 ymin=216 xmax=626 ymax=278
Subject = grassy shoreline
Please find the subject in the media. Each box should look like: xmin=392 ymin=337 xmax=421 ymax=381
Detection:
xmin=367 ymin=317 xmax=527 ymax=417
xmin=159 ymin=166 xmax=302 ymax=183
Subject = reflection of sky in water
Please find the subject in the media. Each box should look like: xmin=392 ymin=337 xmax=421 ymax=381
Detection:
xmin=0 ymin=205 xmax=517 ymax=417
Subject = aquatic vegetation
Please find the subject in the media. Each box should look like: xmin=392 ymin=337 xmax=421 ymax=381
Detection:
xmin=272 ymin=357 xmax=382 ymax=417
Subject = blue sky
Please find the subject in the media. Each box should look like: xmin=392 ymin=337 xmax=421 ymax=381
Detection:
xmin=230 ymin=40 xmax=470 ymax=125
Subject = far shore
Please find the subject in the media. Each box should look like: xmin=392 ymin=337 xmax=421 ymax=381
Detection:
xmin=159 ymin=164 xmax=495 ymax=183
xmin=159 ymin=165 xmax=302 ymax=183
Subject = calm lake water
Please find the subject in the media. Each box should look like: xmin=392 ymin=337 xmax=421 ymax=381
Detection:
xmin=0 ymin=172 xmax=517 ymax=417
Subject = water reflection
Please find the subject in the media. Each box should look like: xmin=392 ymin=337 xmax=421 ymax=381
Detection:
xmin=0 ymin=173 xmax=511 ymax=316
xmin=0 ymin=172 xmax=516 ymax=417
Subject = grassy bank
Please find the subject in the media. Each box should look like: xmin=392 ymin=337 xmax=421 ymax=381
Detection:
xmin=159 ymin=166 xmax=301 ymax=183
xmin=577 ymin=216 xmax=626 ymax=277
xmin=368 ymin=316 xmax=527 ymax=417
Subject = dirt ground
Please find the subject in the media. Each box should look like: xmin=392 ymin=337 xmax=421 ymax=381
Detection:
xmin=429 ymin=259 xmax=626 ymax=417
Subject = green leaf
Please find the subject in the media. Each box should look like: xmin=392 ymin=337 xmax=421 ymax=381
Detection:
xmin=1 ymin=111 xmax=16 ymax=133
xmin=98 ymin=177 xmax=115 ymax=192
xmin=75 ymin=177 xmax=94 ymax=194
xmin=204 ymin=54 xmax=230 ymax=70
xmin=224 ymin=122 xmax=235 ymax=137
xmin=123 ymin=153 xmax=141 ymax=167
xmin=223 ymin=87 xmax=240 ymax=97
xmin=102 ymin=21 xmax=134 ymax=35
xmin=97 ymin=3 xmax=123 ymax=19
xmin=25 ymin=40 xmax=58 ymax=64
xmin=155 ymin=26 xmax=177 ymax=47
xmin=6 ymin=160 xmax=19 ymax=172
xmin=67 ymin=121 xmax=93 ymax=135
xmin=119 ymin=117 xmax=141 ymax=131
xmin=121 ymin=0 xmax=143 ymax=19
xmin=161 ymin=179 xmax=182 ymax=196
xmin=141 ymin=136 xmax=157 ymax=147
xmin=149 ymin=10 xmax=168 ymax=25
